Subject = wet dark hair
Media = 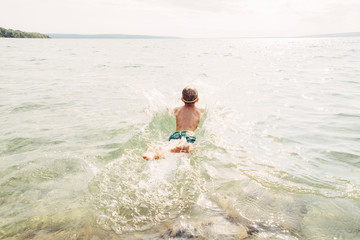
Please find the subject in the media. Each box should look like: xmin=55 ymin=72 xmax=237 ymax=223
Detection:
xmin=182 ymin=87 xmax=198 ymax=104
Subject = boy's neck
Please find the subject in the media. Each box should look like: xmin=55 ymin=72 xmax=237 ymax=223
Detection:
xmin=184 ymin=103 xmax=196 ymax=108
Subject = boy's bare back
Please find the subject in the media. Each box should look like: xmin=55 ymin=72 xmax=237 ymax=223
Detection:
xmin=174 ymin=105 xmax=204 ymax=132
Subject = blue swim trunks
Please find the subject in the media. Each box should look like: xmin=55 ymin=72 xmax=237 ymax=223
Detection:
xmin=169 ymin=131 xmax=196 ymax=143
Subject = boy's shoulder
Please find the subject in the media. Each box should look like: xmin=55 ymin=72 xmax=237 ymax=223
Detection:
xmin=173 ymin=106 xmax=205 ymax=114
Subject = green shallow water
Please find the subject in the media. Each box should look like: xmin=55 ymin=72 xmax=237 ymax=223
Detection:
xmin=0 ymin=38 xmax=360 ymax=239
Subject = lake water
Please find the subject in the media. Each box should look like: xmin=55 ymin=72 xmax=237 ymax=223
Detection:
xmin=0 ymin=38 xmax=360 ymax=239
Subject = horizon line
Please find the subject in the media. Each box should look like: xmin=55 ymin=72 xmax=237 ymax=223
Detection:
xmin=47 ymin=31 xmax=360 ymax=39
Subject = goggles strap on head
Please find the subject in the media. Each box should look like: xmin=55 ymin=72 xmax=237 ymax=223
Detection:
xmin=182 ymin=97 xmax=198 ymax=104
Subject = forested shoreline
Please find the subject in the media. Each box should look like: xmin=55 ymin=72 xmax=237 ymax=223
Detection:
xmin=0 ymin=27 xmax=50 ymax=38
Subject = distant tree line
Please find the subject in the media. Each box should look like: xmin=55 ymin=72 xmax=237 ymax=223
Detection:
xmin=0 ymin=27 xmax=50 ymax=38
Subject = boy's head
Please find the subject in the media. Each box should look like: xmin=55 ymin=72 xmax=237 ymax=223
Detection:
xmin=182 ymin=86 xmax=198 ymax=104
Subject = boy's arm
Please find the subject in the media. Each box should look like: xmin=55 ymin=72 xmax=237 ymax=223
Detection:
xmin=174 ymin=107 xmax=180 ymax=114
xmin=197 ymin=107 xmax=205 ymax=114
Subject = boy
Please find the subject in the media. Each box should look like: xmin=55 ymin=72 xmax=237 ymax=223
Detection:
xmin=143 ymin=87 xmax=205 ymax=160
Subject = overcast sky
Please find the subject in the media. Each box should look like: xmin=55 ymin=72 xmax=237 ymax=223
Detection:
xmin=1 ymin=0 xmax=359 ymax=37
